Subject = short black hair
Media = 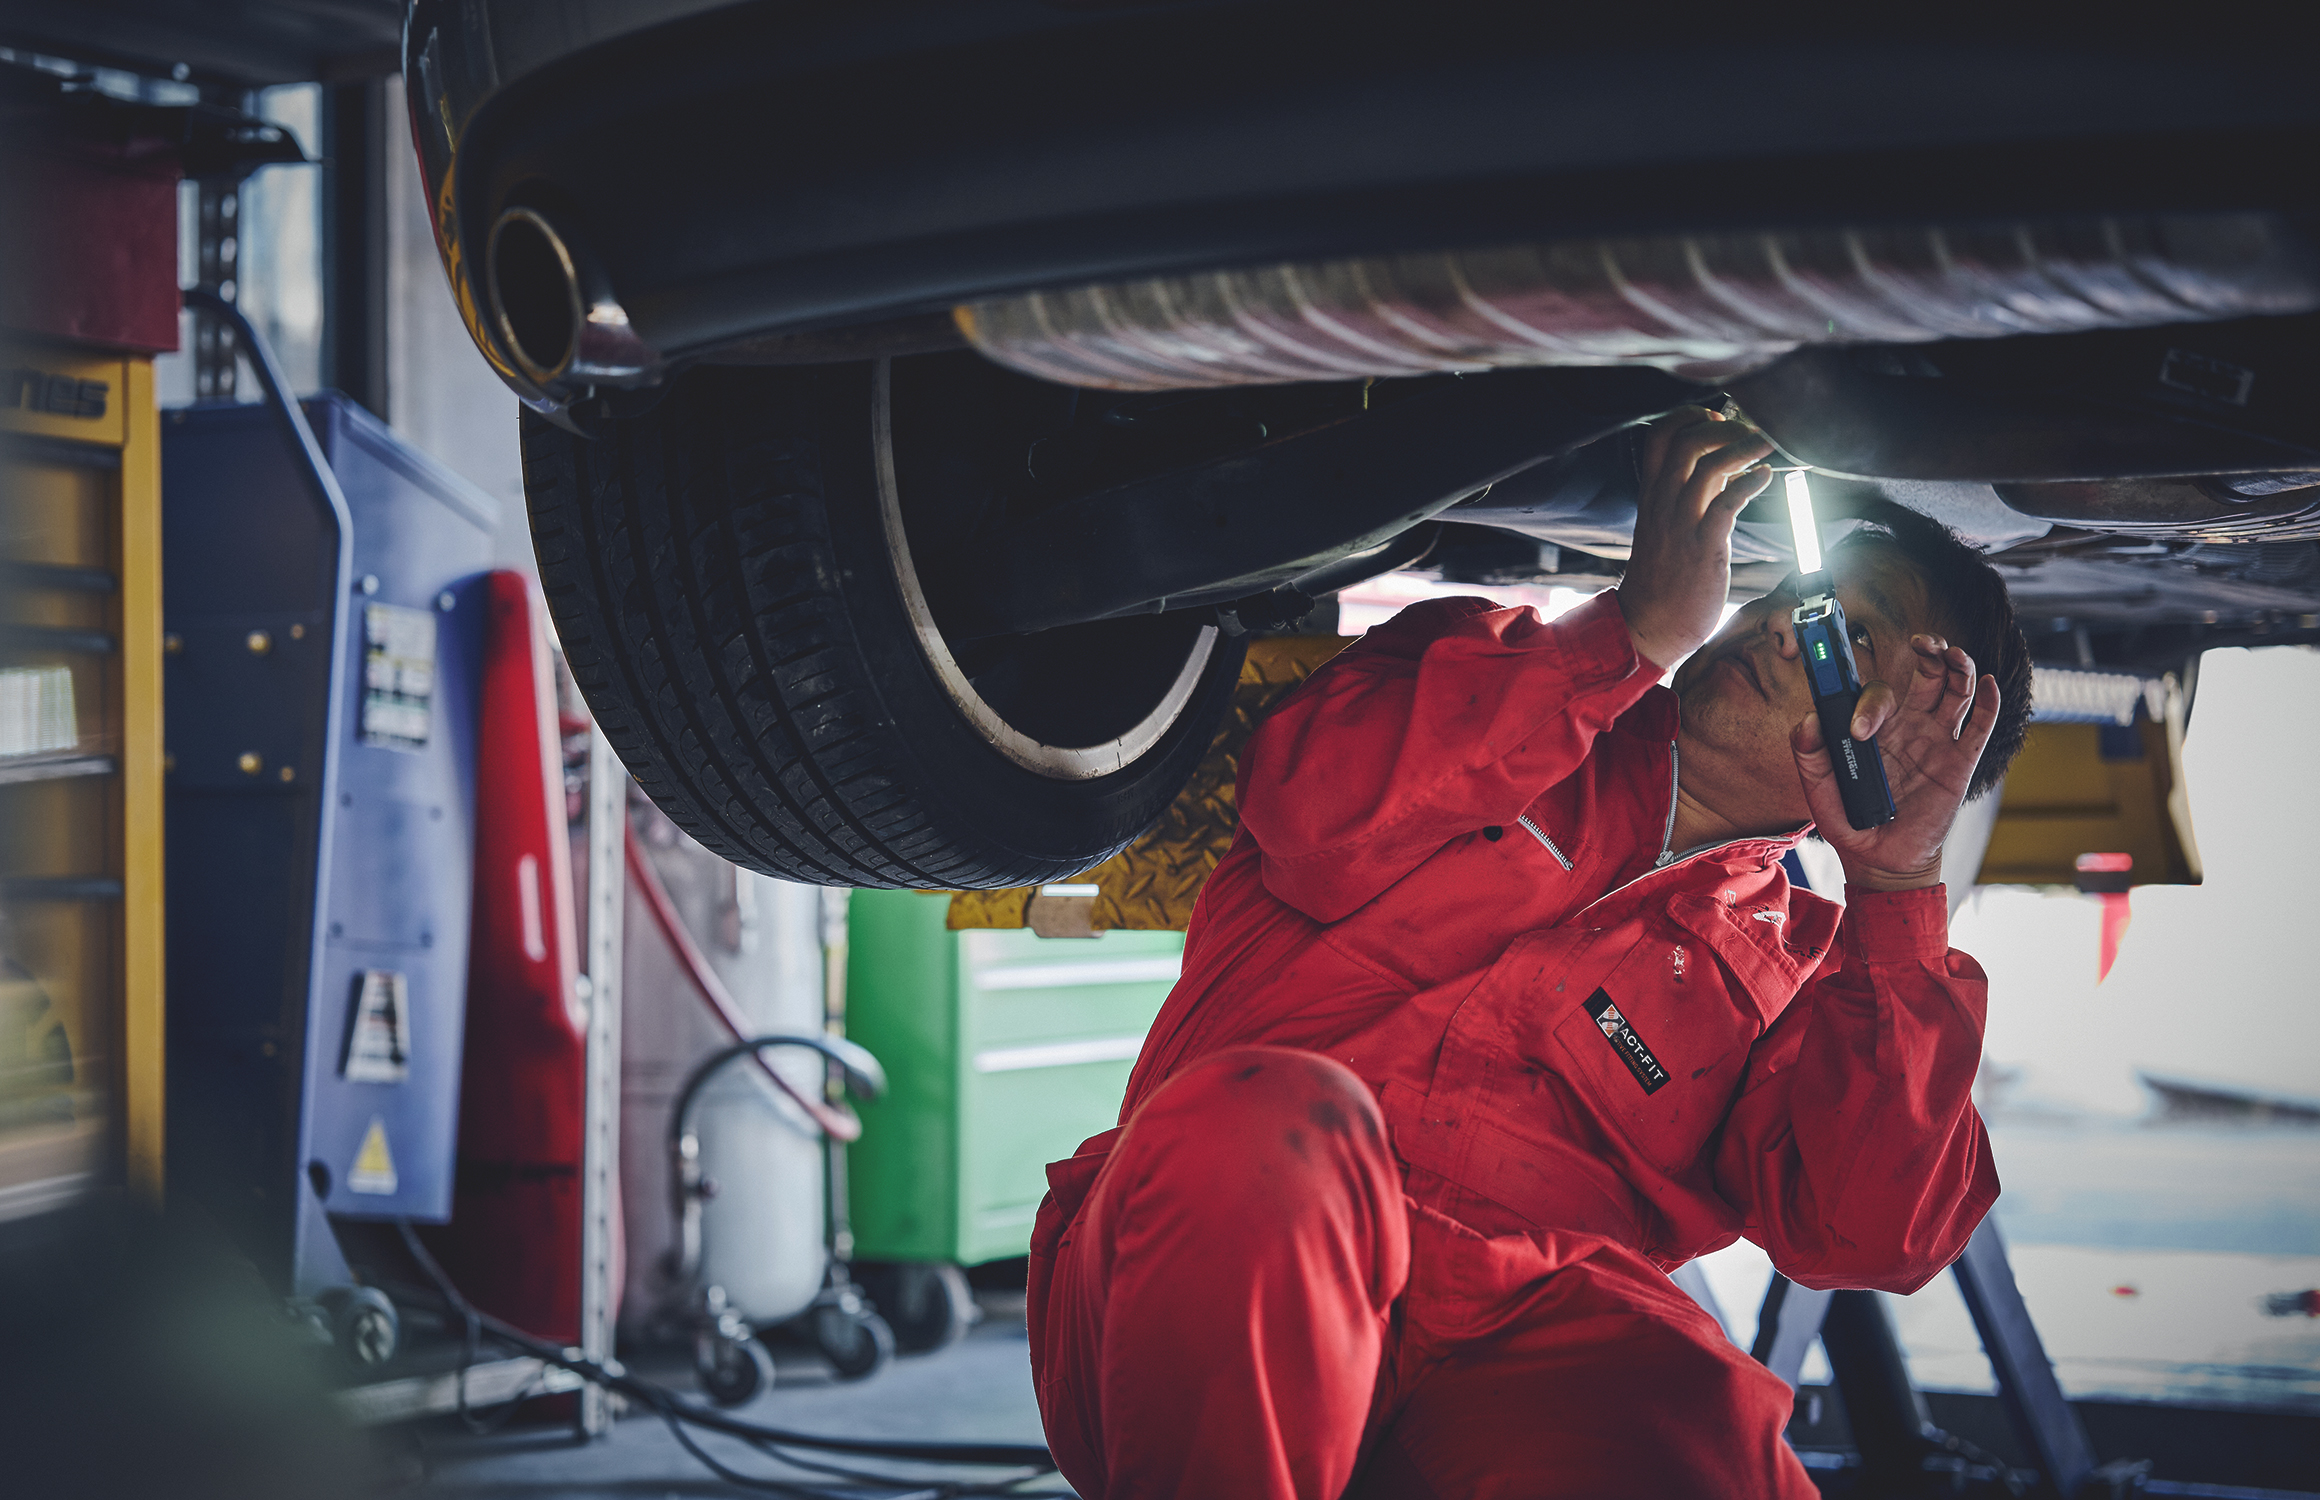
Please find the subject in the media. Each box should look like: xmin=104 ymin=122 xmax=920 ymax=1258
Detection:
xmin=1829 ymin=501 xmax=2034 ymax=801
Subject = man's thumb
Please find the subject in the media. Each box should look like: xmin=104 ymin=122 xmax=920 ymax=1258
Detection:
xmin=1792 ymin=711 xmax=1826 ymax=762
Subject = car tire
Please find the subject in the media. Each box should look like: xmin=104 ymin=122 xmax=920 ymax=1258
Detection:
xmin=521 ymin=358 xmax=1246 ymax=888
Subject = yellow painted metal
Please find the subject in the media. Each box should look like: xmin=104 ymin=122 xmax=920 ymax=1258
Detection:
xmin=1978 ymin=681 xmax=2201 ymax=889
xmin=118 ymin=355 xmax=165 ymax=1200
xmin=2 ymin=350 xmax=129 ymax=447
xmin=0 ymin=338 xmax=166 ymax=1203
xmin=948 ymin=635 xmax=1354 ymax=932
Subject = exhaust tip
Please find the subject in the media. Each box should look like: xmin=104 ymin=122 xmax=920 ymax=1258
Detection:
xmin=488 ymin=207 xmax=581 ymax=385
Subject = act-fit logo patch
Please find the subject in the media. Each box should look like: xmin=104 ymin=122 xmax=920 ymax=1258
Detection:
xmin=1582 ymin=989 xmax=1671 ymax=1095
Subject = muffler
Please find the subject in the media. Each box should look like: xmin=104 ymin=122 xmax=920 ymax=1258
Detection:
xmin=1997 ymin=475 xmax=2320 ymax=542
xmin=486 ymin=206 xmax=660 ymax=387
xmin=955 ymin=214 xmax=2320 ymax=391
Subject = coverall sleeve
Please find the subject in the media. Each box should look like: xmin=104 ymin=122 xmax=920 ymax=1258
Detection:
xmin=1712 ymin=886 xmax=2000 ymax=1294
xmin=1240 ymin=590 xmax=1660 ymax=923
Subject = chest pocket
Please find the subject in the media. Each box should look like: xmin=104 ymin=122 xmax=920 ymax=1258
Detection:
xmin=1535 ymin=907 xmax=1788 ymax=1177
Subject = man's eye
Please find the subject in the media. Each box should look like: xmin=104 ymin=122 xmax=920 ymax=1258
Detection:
xmin=1851 ymin=623 xmax=1874 ymax=651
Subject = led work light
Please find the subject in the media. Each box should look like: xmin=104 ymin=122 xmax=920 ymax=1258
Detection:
xmin=1784 ymin=471 xmax=1897 ymax=831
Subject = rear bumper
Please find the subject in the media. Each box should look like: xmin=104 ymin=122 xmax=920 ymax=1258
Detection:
xmin=405 ymin=0 xmax=2320 ymax=419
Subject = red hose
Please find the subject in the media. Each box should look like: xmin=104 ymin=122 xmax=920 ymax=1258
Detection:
xmin=624 ymin=824 xmax=863 ymax=1142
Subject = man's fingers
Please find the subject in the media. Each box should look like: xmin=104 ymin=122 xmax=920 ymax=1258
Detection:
xmin=1638 ymin=423 xmax=1676 ymax=493
xmin=1943 ymin=648 xmax=1980 ymax=736
xmin=1899 ymin=637 xmax=1980 ymax=734
xmin=1657 ymin=417 xmax=1748 ymax=492
xmin=1902 ymin=634 xmax=1952 ymax=714
xmin=1640 ymin=407 xmax=1721 ymax=495
xmin=1679 ymin=437 xmax=1776 ymax=523
xmin=1928 ymin=643 xmax=1978 ymax=736
xmin=1882 ymin=673 xmax=2000 ymax=808
xmin=1707 ymin=458 xmax=1776 ymax=516
xmin=1792 ymin=708 xmax=1828 ymax=769
xmin=1959 ymin=673 xmax=2002 ymax=757
xmin=1849 ymin=679 xmax=1898 ymax=740
xmin=1790 ymin=710 xmax=1856 ymax=837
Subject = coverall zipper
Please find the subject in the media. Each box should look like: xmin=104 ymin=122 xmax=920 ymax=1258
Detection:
xmin=1653 ymin=742 xmax=1679 ymax=867
xmin=1515 ymin=815 xmax=1574 ymax=870
xmin=1571 ymin=742 xmax=1780 ymax=925
xmin=1516 ymin=740 xmax=1677 ymax=882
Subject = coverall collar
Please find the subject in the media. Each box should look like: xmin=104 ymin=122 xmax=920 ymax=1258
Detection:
xmin=1612 ymin=684 xmax=1815 ymax=880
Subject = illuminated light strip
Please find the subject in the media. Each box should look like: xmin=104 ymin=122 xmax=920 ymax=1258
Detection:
xmin=1785 ymin=470 xmax=1823 ymax=575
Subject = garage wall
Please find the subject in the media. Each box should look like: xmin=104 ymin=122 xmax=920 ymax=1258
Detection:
xmin=382 ymin=75 xmax=535 ymax=582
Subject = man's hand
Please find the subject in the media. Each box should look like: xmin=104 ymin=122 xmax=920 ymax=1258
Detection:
xmin=1793 ymin=633 xmax=2002 ymax=891
xmin=1618 ymin=408 xmax=1775 ymax=670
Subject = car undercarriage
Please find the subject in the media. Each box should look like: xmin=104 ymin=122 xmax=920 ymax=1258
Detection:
xmin=0 ymin=1 xmax=2315 ymax=1493
xmin=400 ymin=0 xmax=2320 ymax=888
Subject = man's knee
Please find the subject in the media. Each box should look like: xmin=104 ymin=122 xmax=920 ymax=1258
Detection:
xmin=1132 ymin=1046 xmax=1386 ymax=1159
xmin=1108 ymin=1046 xmax=1398 ymax=1232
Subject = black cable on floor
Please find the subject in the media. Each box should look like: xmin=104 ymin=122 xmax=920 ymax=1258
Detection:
xmin=734 ymin=1428 xmax=1062 ymax=1496
xmin=383 ymin=1278 xmax=1066 ymax=1497
xmin=377 ymin=1233 xmax=1063 ymax=1493
xmin=660 ymin=1411 xmax=937 ymax=1499
xmin=394 ymin=1220 xmax=542 ymax=1436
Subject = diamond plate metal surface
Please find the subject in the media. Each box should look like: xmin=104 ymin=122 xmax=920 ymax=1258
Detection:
xmin=946 ymin=636 xmax=1353 ymax=932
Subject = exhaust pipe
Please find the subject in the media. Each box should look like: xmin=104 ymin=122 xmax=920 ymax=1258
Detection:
xmin=1996 ymin=475 xmax=2320 ymax=542
xmin=487 ymin=207 xmax=660 ymax=387
xmin=954 ymin=214 xmax=2320 ymax=392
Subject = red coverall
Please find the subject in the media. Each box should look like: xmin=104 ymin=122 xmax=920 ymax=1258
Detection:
xmin=1027 ymin=592 xmax=1999 ymax=1500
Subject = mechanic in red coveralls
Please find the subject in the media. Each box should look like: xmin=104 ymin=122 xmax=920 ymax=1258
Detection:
xmin=1025 ymin=406 xmax=2037 ymax=1500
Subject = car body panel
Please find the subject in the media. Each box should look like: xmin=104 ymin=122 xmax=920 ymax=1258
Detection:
xmin=403 ymin=1 xmax=2320 ymax=417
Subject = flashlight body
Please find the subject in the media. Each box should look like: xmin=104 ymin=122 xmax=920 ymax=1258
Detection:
xmin=1791 ymin=577 xmax=1897 ymax=831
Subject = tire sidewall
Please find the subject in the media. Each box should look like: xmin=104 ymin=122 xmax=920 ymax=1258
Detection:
xmin=807 ymin=361 xmax=1246 ymax=886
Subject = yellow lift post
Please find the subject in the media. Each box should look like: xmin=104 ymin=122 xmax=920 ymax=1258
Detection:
xmin=1978 ymin=671 xmax=2202 ymax=892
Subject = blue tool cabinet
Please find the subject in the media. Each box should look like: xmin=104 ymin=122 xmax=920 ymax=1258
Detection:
xmin=162 ymin=393 xmax=494 ymax=1295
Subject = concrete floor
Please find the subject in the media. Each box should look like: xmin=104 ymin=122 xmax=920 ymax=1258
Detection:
xmin=406 ymin=1120 xmax=2320 ymax=1492
xmin=417 ymin=1291 xmax=1063 ymax=1498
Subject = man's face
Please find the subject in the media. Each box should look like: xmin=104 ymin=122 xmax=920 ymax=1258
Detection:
xmin=1670 ymin=544 xmax=1945 ymax=804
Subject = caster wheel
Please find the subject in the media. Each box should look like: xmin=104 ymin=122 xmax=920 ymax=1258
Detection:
xmin=811 ymin=1301 xmax=895 ymax=1383
xmin=852 ymin=1262 xmax=974 ymax=1355
xmin=695 ymin=1333 xmax=772 ymax=1406
xmin=321 ymin=1286 xmax=399 ymax=1373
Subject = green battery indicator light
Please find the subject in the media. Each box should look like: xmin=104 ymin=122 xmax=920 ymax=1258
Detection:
xmin=1813 ymin=641 xmax=1830 ymax=661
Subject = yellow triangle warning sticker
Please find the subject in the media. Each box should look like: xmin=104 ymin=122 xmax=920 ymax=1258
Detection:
xmin=347 ymin=1116 xmax=399 ymax=1195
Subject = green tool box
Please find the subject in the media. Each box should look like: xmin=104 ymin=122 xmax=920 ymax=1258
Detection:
xmin=844 ymin=890 xmax=1184 ymax=1265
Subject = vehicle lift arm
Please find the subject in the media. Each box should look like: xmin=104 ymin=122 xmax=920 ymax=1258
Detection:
xmin=1753 ymin=1217 xmax=2309 ymax=1499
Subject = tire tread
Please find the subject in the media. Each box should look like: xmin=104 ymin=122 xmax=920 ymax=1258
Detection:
xmin=521 ymin=366 xmax=1236 ymax=889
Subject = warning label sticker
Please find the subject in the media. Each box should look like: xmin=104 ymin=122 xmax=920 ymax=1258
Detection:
xmin=342 ymin=970 xmax=410 ymax=1083
xmin=348 ymin=1116 xmax=399 ymax=1195
xmin=360 ymin=603 xmax=436 ymax=750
